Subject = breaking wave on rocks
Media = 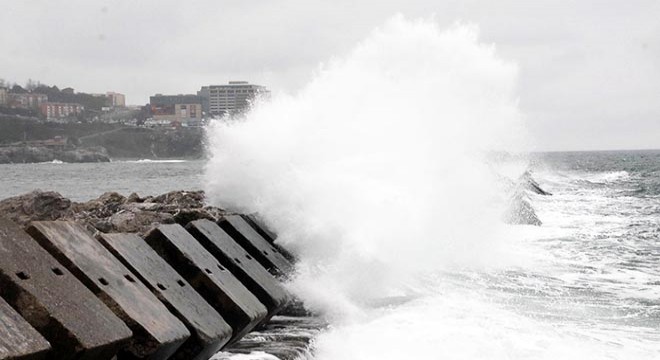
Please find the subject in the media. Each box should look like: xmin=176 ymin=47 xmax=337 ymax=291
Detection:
xmin=204 ymin=15 xmax=660 ymax=360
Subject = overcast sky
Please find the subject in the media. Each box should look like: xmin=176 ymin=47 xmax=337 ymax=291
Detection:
xmin=2 ymin=0 xmax=659 ymax=151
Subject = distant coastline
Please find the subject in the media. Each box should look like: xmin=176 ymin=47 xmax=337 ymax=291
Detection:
xmin=0 ymin=116 xmax=204 ymax=163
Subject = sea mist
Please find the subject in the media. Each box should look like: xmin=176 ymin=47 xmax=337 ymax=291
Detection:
xmin=205 ymin=15 xmax=534 ymax=359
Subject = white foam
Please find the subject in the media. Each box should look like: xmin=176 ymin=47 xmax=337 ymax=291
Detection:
xmin=126 ymin=159 xmax=188 ymax=163
xmin=205 ymin=16 xmax=529 ymax=313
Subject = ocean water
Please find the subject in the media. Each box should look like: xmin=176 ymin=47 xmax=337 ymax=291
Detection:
xmin=0 ymin=159 xmax=204 ymax=202
xmin=1 ymin=151 xmax=658 ymax=359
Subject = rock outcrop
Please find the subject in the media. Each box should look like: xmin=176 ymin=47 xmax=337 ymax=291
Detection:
xmin=503 ymin=171 xmax=551 ymax=226
xmin=0 ymin=190 xmax=226 ymax=235
xmin=0 ymin=146 xmax=110 ymax=164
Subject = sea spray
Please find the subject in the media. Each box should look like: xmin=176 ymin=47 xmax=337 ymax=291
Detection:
xmin=205 ymin=15 xmax=533 ymax=357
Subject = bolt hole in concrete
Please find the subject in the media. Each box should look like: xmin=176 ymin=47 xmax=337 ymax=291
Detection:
xmin=124 ymin=274 xmax=136 ymax=283
xmin=177 ymin=280 xmax=185 ymax=287
xmin=234 ymin=258 xmax=241 ymax=264
xmin=245 ymin=254 xmax=253 ymax=260
xmin=16 ymin=271 xmax=30 ymax=280
xmin=157 ymin=283 xmax=167 ymax=291
xmin=205 ymin=268 xmax=212 ymax=274
xmin=99 ymin=278 xmax=109 ymax=286
xmin=52 ymin=267 xmax=64 ymax=276
xmin=217 ymin=264 xmax=225 ymax=271
xmin=262 ymin=250 xmax=268 ymax=255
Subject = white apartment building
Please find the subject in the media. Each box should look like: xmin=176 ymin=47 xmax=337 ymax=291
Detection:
xmin=198 ymin=81 xmax=268 ymax=116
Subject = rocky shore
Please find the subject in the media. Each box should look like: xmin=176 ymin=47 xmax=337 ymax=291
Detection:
xmin=0 ymin=189 xmax=320 ymax=360
xmin=0 ymin=189 xmax=226 ymax=234
xmin=0 ymin=145 xmax=110 ymax=164
xmin=0 ymin=117 xmax=204 ymax=162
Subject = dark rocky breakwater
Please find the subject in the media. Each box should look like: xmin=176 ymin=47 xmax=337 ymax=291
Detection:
xmin=0 ymin=190 xmax=319 ymax=360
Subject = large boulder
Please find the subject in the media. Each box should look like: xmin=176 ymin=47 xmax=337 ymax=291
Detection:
xmin=520 ymin=171 xmax=552 ymax=196
xmin=0 ymin=190 xmax=73 ymax=226
xmin=109 ymin=209 xmax=175 ymax=233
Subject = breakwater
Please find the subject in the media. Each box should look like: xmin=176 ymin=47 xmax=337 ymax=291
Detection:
xmin=0 ymin=190 xmax=303 ymax=360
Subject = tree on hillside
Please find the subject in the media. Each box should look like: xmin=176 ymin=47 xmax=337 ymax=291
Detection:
xmin=25 ymin=79 xmax=42 ymax=91
xmin=11 ymin=85 xmax=26 ymax=93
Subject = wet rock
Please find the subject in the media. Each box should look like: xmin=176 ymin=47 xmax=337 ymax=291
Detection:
xmin=501 ymin=171 xmax=549 ymax=226
xmin=74 ymin=192 xmax=127 ymax=218
xmin=152 ymin=190 xmax=205 ymax=208
xmin=0 ymin=190 xmax=73 ymax=226
xmin=520 ymin=171 xmax=552 ymax=196
xmin=504 ymin=193 xmax=542 ymax=226
xmin=126 ymin=192 xmax=143 ymax=203
xmin=172 ymin=208 xmax=217 ymax=225
xmin=216 ymin=316 xmax=325 ymax=360
xmin=109 ymin=210 xmax=175 ymax=234
xmin=0 ymin=190 xmax=227 ymax=234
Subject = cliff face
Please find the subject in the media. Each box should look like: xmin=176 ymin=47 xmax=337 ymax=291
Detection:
xmin=79 ymin=127 xmax=203 ymax=159
xmin=0 ymin=117 xmax=204 ymax=161
xmin=0 ymin=146 xmax=110 ymax=164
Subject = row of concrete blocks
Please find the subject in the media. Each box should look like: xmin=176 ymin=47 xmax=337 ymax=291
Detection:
xmin=0 ymin=214 xmax=294 ymax=360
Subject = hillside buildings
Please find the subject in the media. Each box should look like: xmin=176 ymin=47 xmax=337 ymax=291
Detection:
xmin=40 ymin=102 xmax=84 ymax=119
xmin=198 ymin=81 xmax=268 ymax=117
xmin=149 ymin=94 xmax=203 ymax=124
xmin=8 ymin=93 xmax=48 ymax=110
xmin=106 ymin=92 xmax=126 ymax=107
xmin=0 ymin=88 xmax=7 ymax=106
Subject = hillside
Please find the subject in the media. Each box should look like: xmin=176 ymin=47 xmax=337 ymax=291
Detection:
xmin=0 ymin=116 xmax=204 ymax=160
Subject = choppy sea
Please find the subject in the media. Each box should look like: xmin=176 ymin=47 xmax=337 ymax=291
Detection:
xmin=1 ymin=150 xmax=659 ymax=359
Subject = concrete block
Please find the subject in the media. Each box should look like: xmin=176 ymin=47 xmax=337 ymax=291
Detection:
xmin=240 ymin=214 xmax=277 ymax=243
xmin=240 ymin=215 xmax=296 ymax=262
xmin=186 ymin=219 xmax=290 ymax=320
xmin=26 ymin=221 xmax=190 ymax=360
xmin=97 ymin=232 xmax=232 ymax=360
xmin=0 ymin=297 xmax=51 ymax=360
xmin=218 ymin=215 xmax=293 ymax=276
xmin=144 ymin=224 xmax=267 ymax=343
xmin=0 ymin=217 xmax=131 ymax=360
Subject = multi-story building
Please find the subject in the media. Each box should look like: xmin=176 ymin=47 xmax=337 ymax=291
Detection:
xmin=0 ymin=88 xmax=7 ymax=106
xmin=106 ymin=92 xmax=126 ymax=107
xmin=40 ymin=102 xmax=84 ymax=119
xmin=149 ymin=94 xmax=203 ymax=123
xmin=198 ymin=81 xmax=269 ymax=116
xmin=9 ymin=93 xmax=48 ymax=109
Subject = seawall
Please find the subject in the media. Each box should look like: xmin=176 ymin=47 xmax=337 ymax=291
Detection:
xmin=0 ymin=190 xmax=307 ymax=360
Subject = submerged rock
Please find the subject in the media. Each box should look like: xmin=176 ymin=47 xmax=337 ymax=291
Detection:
xmin=503 ymin=193 xmax=542 ymax=226
xmin=520 ymin=171 xmax=552 ymax=196
xmin=502 ymin=171 xmax=550 ymax=226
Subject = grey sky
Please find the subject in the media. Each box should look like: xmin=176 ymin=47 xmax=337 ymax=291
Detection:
xmin=2 ymin=0 xmax=659 ymax=151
